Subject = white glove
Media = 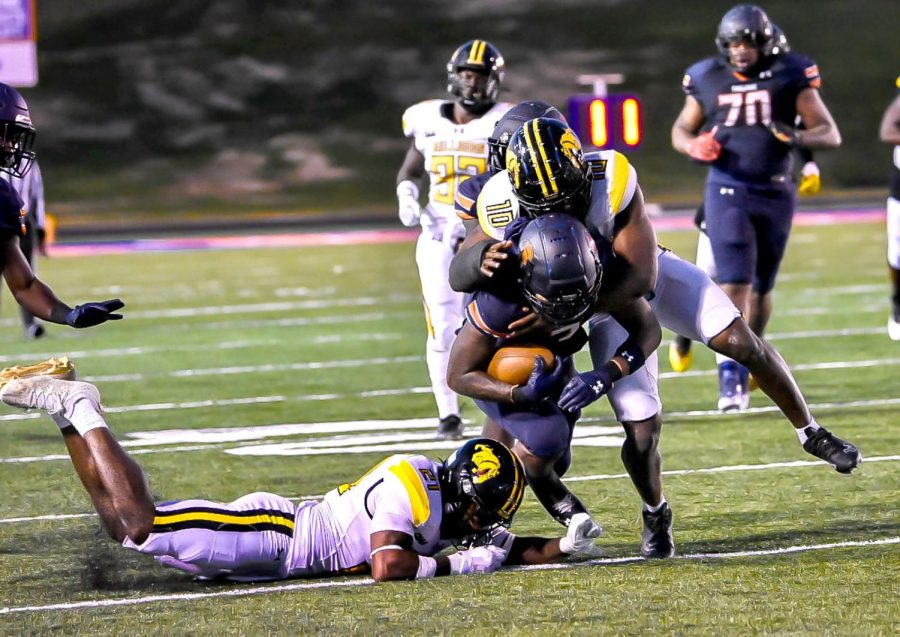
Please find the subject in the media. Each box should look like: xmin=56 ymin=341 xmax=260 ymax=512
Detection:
xmin=397 ymin=180 xmax=422 ymax=227
xmin=559 ymin=512 xmax=604 ymax=558
xmin=448 ymin=544 xmax=508 ymax=575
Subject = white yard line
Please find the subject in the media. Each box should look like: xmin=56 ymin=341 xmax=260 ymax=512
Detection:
xmin=3 ymin=455 xmax=897 ymax=525
xmin=0 ymin=537 xmax=895 ymax=615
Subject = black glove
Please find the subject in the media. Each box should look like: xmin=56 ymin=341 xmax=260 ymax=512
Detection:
xmin=768 ymin=121 xmax=800 ymax=146
xmin=514 ymin=355 xmax=570 ymax=405
xmin=65 ymin=299 xmax=125 ymax=328
xmin=558 ymin=365 xmax=615 ymax=412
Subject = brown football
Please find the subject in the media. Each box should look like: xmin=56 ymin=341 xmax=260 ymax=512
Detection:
xmin=486 ymin=346 xmax=556 ymax=385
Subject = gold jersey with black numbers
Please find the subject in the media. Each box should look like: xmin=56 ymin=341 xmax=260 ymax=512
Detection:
xmin=476 ymin=150 xmax=638 ymax=241
xmin=402 ymin=100 xmax=512 ymax=221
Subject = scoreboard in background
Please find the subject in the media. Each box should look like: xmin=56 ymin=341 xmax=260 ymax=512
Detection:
xmin=567 ymin=94 xmax=643 ymax=151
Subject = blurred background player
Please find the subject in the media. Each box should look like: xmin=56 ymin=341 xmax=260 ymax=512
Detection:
xmin=669 ymin=22 xmax=822 ymax=372
xmin=0 ymin=82 xmax=125 ymax=331
xmin=0 ymin=375 xmax=603 ymax=582
xmin=878 ymin=76 xmax=900 ymax=341
xmin=671 ymin=4 xmax=841 ymax=412
xmin=396 ymin=40 xmax=512 ymax=440
xmin=7 ymin=157 xmax=47 ymax=339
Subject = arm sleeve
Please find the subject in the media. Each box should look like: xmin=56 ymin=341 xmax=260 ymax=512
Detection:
xmin=449 ymin=239 xmax=493 ymax=292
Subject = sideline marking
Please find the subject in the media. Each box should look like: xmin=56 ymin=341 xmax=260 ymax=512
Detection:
xmin=0 ymin=537 xmax=895 ymax=615
xmin=3 ymin=455 xmax=897 ymax=525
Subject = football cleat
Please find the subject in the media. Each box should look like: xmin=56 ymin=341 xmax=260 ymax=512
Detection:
xmin=0 ymin=356 xmax=76 ymax=390
xmin=0 ymin=376 xmax=101 ymax=429
xmin=641 ymin=503 xmax=675 ymax=559
xmin=717 ymin=361 xmax=750 ymax=413
xmin=802 ymin=427 xmax=862 ymax=474
xmin=436 ymin=414 xmax=465 ymax=441
xmin=668 ymin=337 xmax=693 ymax=373
xmin=25 ymin=324 xmax=46 ymax=340
xmin=888 ymin=314 xmax=900 ymax=341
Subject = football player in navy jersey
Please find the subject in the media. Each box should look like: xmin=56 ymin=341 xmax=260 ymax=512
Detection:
xmin=669 ymin=22 xmax=822 ymax=374
xmin=0 ymin=83 xmax=124 ymax=332
xmin=671 ymin=4 xmax=841 ymax=411
xmin=449 ymin=214 xmax=672 ymax=557
xmin=878 ymin=76 xmax=900 ymax=341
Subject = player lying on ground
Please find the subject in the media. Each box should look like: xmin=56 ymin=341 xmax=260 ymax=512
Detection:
xmin=0 ymin=374 xmax=602 ymax=582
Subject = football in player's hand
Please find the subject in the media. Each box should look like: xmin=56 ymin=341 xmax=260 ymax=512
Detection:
xmin=487 ymin=346 xmax=556 ymax=385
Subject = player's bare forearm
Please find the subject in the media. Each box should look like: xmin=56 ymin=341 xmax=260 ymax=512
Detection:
xmin=795 ymin=88 xmax=841 ymax=149
xmin=608 ymin=298 xmax=662 ymax=375
xmin=370 ymin=531 xmax=451 ymax=581
xmin=671 ymin=96 xmax=706 ymax=154
xmin=607 ymin=188 xmax=658 ymax=302
xmin=504 ymin=536 xmax=565 ymax=565
xmin=396 ymin=143 xmax=426 ymax=185
xmin=447 ymin=326 xmax=518 ymax=403
xmin=1 ymin=238 xmax=71 ymax=322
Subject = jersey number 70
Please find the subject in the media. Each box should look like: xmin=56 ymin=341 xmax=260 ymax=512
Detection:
xmin=718 ymin=89 xmax=772 ymax=126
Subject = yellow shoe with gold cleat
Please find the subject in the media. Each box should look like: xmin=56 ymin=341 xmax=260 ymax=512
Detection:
xmin=0 ymin=356 xmax=76 ymax=390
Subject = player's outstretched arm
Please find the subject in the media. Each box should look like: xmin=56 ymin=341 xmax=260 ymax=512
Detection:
xmin=370 ymin=531 xmax=507 ymax=581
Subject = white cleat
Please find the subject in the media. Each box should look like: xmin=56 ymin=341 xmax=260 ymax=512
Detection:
xmin=0 ymin=356 xmax=76 ymax=389
xmin=0 ymin=376 xmax=101 ymax=428
xmin=889 ymin=314 xmax=900 ymax=342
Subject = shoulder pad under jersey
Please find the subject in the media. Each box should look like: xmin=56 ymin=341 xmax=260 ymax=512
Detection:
xmin=401 ymin=99 xmax=449 ymax=138
xmin=383 ymin=455 xmax=441 ymax=527
xmin=476 ymin=172 xmax=520 ymax=240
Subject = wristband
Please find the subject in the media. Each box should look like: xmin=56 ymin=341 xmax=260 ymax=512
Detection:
xmin=614 ymin=338 xmax=646 ymax=375
xmin=415 ymin=555 xmax=438 ymax=579
xmin=447 ymin=551 xmax=466 ymax=575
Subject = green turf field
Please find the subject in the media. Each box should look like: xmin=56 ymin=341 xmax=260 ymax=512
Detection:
xmin=0 ymin=220 xmax=897 ymax=635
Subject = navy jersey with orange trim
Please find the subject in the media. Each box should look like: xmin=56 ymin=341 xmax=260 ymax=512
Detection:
xmin=683 ymin=51 xmax=821 ymax=184
xmin=0 ymin=178 xmax=26 ymax=239
xmin=456 ymin=171 xmax=491 ymax=220
xmin=465 ymin=289 xmax=588 ymax=357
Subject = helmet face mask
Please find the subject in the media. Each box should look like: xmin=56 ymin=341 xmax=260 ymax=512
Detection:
xmin=0 ymin=83 xmax=36 ymax=178
xmin=506 ymin=117 xmax=591 ymax=219
xmin=487 ymin=100 xmax=567 ymax=175
xmin=518 ymin=214 xmax=605 ymax=326
xmin=440 ymin=438 xmax=525 ymax=544
xmin=447 ymin=40 xmax=505 ymax=112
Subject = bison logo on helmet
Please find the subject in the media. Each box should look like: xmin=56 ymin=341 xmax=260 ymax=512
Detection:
xmin=519 ymin=240 xmax=534 ymax=267
xmin=506 ymin=150 xmax=521 ymax=189
xmin=559 ymin=127 xmax=584 ymax=170
xmin=471 ymin=443 xmax=502 ymax=484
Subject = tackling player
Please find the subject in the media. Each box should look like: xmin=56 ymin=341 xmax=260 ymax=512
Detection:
xmin=452 ymin=117 xmax=860 ymax=481
xmin=447 ymin=214 xmax=664 ymax=556
xmin=0 ymin=374 xmax=603 ymax=583
xmin=0 ymin=82 xmax=124 ymax=332
xmin=396 ymin=40 xmax=512 ymax=441
xmin=878 ymin=76 xmax=900 ymax=341
xmin=671 ymin=4 xmax=841 ymax=409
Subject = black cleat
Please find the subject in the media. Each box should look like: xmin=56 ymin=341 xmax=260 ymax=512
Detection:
xmin=436 ymin=415 xmax=464 ymax=441
xmin=803 ymin=427 xmax=862 ymax=474
xmin=641 ymin=503 xmax=675 ymax=559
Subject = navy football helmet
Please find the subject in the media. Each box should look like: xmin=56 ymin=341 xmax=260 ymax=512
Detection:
xmin=505 ymin=117 xmax=591 ymax=218
xmin=0 ymin=83 xmax=36 ymax=178
xmin=770 ymin=23 xmax=790 ymax=55
xmin=439 ymin=438 xmax=525 ymax=543
xmin=715 ymin=4 xmax=775 ymax=57
xmin=517 ymin=214 xmax=607 ymax=325
xmin=447 ymin=40 xmax=505 ymax=112
xmin=488 ymin=100 xmax=567 ymax=175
